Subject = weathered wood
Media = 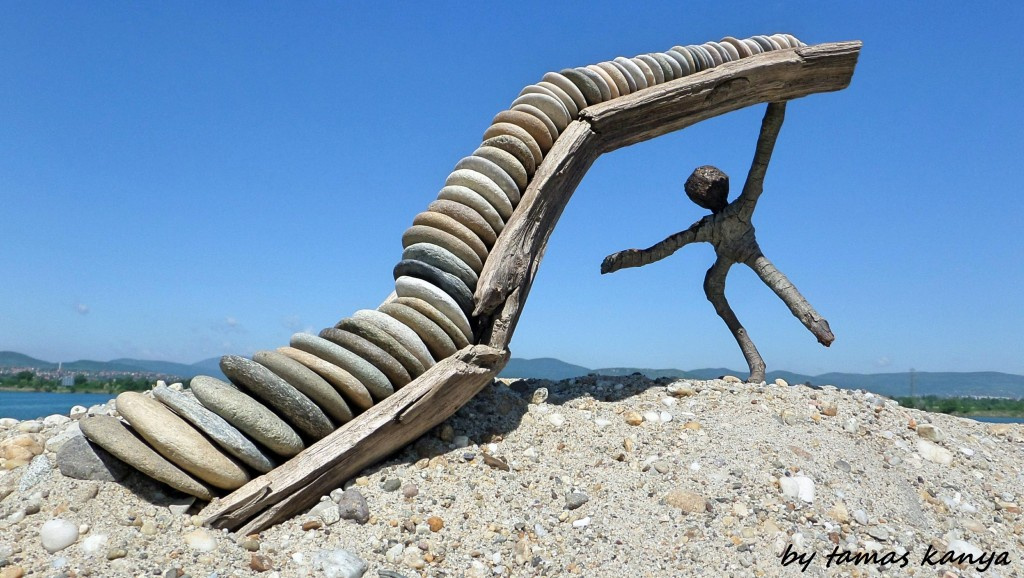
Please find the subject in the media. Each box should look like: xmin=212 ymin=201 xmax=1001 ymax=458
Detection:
xmin=476 ymin=41 xmax=861 ymax=347
xmin=583 ymin=41 xmax=861 ymax=152
xmin=201 ymin=345 xmax=508 ymax=534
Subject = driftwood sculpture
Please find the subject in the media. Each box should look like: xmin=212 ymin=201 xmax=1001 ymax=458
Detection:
xmin=72 ymin=34 xmax=861 ymax=535
xmin=601 ymin=102 xmax=835 ymax=383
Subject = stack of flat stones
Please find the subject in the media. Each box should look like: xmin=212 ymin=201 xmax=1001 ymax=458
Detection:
xmin=78 ymin=33 xmax=804 ymax=500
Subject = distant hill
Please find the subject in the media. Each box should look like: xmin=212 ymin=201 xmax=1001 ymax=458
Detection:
xmin=500 ymin=358 xmax=591 ymax=381
xmin=0 ymin=350 xmax=216 ymax=379
xmin=0 ymin=351 xmax=56 ymax=370
xmin=499 ymin=358 xmax=1024 ymax=399
xmin=4 ymin=350 xmax=1022 ymax=399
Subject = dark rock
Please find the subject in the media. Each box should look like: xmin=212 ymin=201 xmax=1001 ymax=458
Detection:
xmin=56 ymin=433 xmax=129 ymax=482
xmin=336 ymin=489 xmax=370 ymax=524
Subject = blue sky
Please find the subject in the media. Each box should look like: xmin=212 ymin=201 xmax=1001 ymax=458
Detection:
xmin=1 ymin=2 xmax=1021 ymax=375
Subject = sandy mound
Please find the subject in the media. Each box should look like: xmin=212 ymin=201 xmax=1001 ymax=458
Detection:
xmin=1 ymin=375 xmax=1021 ymax=577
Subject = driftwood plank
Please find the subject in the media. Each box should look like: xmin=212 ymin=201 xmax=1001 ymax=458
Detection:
xmin=201 ymin=345 xmax=508 ymax=534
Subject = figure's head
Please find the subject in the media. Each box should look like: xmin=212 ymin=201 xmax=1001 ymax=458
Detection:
xmin=684 ymin=165 xmax=729 ymax=213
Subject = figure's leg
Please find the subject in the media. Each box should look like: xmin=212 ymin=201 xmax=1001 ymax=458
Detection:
xmin=703 ymin=256 xmax=766 ymax=383
xmin=746 ymin=253 xmax=834 ymax=346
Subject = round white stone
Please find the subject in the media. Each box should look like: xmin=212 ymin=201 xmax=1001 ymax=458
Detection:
xmin=40 ymin=518 xmax=79 ymax=553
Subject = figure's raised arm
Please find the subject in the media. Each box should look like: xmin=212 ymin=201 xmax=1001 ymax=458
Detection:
xmin=737 ymin=102 xmax=787 ymax=216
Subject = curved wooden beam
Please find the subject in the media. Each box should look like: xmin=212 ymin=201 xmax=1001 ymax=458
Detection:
xmin=202 ymin=40 xmax=861 ymax=534
xmin=476 ymin=41 xmax=861 ymax=349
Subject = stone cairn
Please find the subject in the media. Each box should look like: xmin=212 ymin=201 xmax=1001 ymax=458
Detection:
xmin=78 ymin=34 xmax=806 ymax=501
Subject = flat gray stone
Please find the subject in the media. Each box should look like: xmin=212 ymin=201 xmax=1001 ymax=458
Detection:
xmin=56 ymin=432 xmax=130 ymax=482
xmin=290 ymin=332 xmax=394 ymax=402
xmin=393 ymin=259 xmax=474 ymax=316
xmin=446 ymin=168 xmax=514 ymax=221
xmin=116 ymin=392 xmax=249 ymax=490
xmin=380 ymin=302 xmax=457 ymax=361
xmin=585 ymin=65 xmax=620 ymax=98
xmin=402 ymin=242 xmax=478 ymax=290
xmin=717 ymin=39 xmax=741 ymax=61
xmin=411 ymin=210 xmax=488 ymax=262
xmin=402 ymin=223 xmax=483 ymax=274
xmin=515 ymin=91 xmax=571 ymax=130
xmin=519 ymin=83 xmax=577 ymax=122
xmin=576 ymin=66 xmax=611 ymax=101
xmin=770 ymin=34 xmax=792 ymax=49
xmin=427 ymin=198 xmax=498 ymax=248
xmin=615 ymin=56 xmax=649 ymax=89
xmin=630 ymin=57 xmax=657 ymax=86
xmin=153 ymin=384 xmax=276 ymax=472
xmin=559 ymin=68 xmax=602 ymax=106
xmin=608 ymin=60 xmax=638 ymax=93
xmin=701 ymin=42 xmax=724 ymax=66
xmin=320 ymin=327 xmax=410 ymax=391
xmin=489 ymin=110 xmax=552 ymax=157
xmin=394 ymin=296 xmax=471 ymax=350
xmin=395 ymin=276 xmax=473 ymax=344
xmin=595 ymin=62 xmax=631 ymax=96
xmin=253 ymin=350 xmax=354 ymax=424
xmin=482 ymin=122 xmax=542 ymax=170
xmin=276 ymin=346 xmax=373 ymax=410
xmin=533 ymin=80 xmax=580 ymax=119
xmin=79 ymin=415 xmax=213 ymax=500
xmin=352 ymin=309 xmax=435 ymax=369
xmin=541 ymin=71 xmax=588 ymax=112
xmin=743 ymin=38 xmax=763 ymax=55
xmin=471 ymin=147 xmax=527 ymax=198
xmin=720 ymin=37 xmax=752 ymax=59
xmin=455 ymin=154 xmax=521 ymax=206
xmin=220 ymin=355 xmax=335 ymax=440
xmin=511 ymin=102 xmax=558 ymax=145
xmin=480 ymin=134 xmax=536 ymax=178
xmin=751 ymin=35 xmax=775 ymax=53
xmin=669 ymin=46 xmax=696 ymax=75
xmin=651 ymin=52 xmax=680 ymax=80
xmin=190 ymin=375 xmax=304 ymax=458
xmin=334 ymin=316 xmax=425 ymax=379
xmin=436 ymin=185 xmax=506 ymax=239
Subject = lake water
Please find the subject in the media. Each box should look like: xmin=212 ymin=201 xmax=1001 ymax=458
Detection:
xmin=0 ymin=391 xmax=115 ymax=421
xmin=2 ymin=390 xmax=1023 ymax=424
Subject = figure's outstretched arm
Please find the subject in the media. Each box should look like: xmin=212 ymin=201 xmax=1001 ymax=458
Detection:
xmin=746 ymin=252 xmax=834 ymax=346
xmin=703 ymin=256 xmax=766 ymax=383
xmin=736 ymin=102 xmax=787 ymax=217
xmin=601 ymin=218 xmax=708 ymax=274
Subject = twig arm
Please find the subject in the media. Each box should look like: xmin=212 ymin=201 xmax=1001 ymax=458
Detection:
xmin=746 ymin=253 xmax=834 ymax=346
xmin=737 ymin=102 xmax=787 ymax=216
xmin=703 ymin=256 xmax=766 ymax=383
xmin=601 ymin=219 xmax=707 ymax=274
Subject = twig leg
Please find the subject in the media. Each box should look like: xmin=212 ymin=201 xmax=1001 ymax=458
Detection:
xmin=703 ymin=257 xmax=766 ymax=383
xmin=747 ymin=254 xmax=834 ymax=346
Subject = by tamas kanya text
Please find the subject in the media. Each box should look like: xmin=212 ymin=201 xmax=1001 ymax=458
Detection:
xmin=779 ymin=543 xmax=1010 ymax=572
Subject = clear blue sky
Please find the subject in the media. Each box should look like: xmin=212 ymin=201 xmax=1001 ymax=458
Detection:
xmin=2 ymin=2 xmax=1021 ymax=375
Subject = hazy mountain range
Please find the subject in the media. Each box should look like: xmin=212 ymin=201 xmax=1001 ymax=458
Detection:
xmin=3 ymin=351 xmax=1022 ymax=399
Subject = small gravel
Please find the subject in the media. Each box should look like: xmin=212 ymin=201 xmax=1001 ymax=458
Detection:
xmin=0 ymin=375 xmax=1022 ymax=576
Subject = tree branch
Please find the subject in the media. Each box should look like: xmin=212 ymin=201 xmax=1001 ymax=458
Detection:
xmin=703 ymin=257 xmax=766 ymax=383
xmin=601 ymin=219 xmax=707 ymax=274
xmin=746 ymin=253 xmax=834 ymax=346
xmin=737 ymin=102 xmax=787 ymax=217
